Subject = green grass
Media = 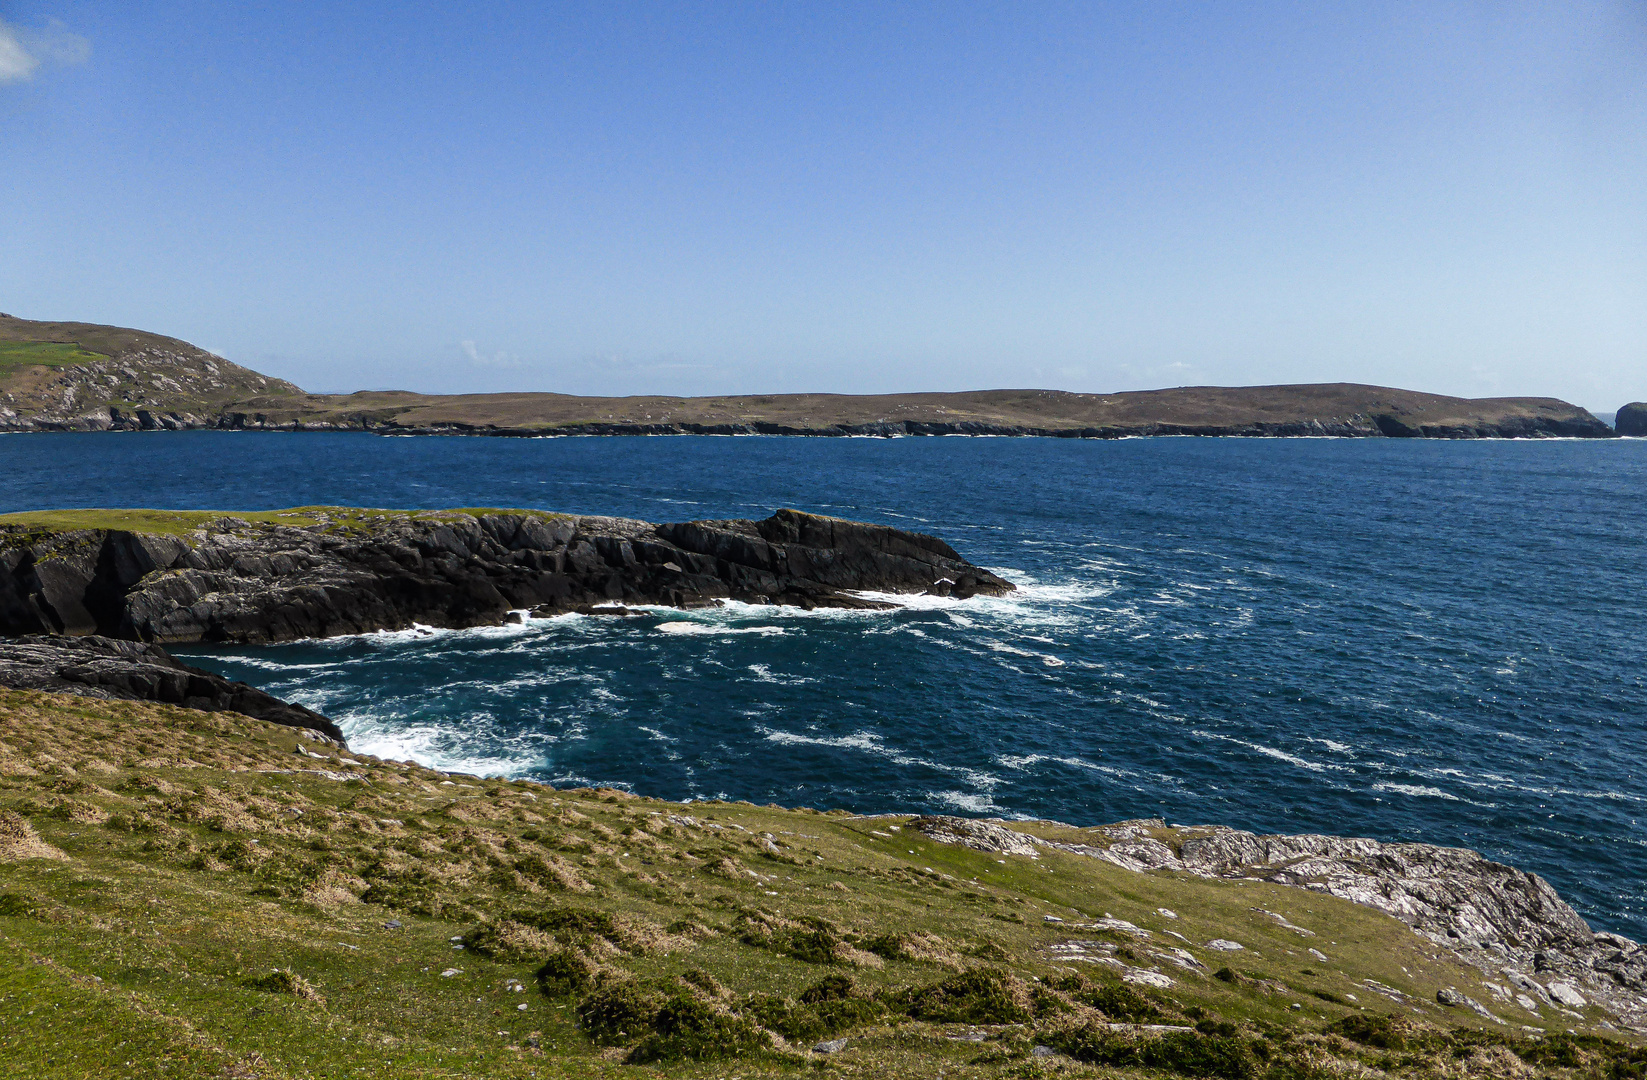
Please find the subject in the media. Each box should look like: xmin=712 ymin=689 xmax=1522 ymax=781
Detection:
xmin=0 ymin=340 xmax=106 ymax=377
xmin=0 ymin=689 xmax=1639 ymax=1079
xmin=0 ymin=505 xmax=569 ymax=540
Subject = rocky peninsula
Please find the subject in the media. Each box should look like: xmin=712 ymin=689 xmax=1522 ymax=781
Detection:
xmin=0 ymin=506 xmax=1007 ymax=738
xmin=0 ymin=506 xmax=1012 ymax=644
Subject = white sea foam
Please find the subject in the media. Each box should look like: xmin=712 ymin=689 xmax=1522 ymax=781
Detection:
xmin=995 ymin=753 xmax=1153 ymax=783
xmin=655 ymin=621 xmax=785 ymax=637
xmin=196 ymin=655 xmax=351 ymax=674
xmin=744 ymin=664 xmax=814 ymax=685
xmin=757 ymin=726 xmax=1001 ymax=790
xmin=1190 ymin=730 xmax=1350 ymax=773
xmin=341 ymin=718 xmax=556 ymax=779
xmin=933 ymin=790 xmax=1000 ymax=813
xmin=1373 ymin=782 xmax=1461 ymax=801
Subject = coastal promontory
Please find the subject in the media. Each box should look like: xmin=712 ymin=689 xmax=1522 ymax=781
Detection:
xmin=0 ymin=506 xmax=1012 ymax=643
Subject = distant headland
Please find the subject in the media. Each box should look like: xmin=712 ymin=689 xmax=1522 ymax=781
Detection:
xmin=0 ymin=312 xmax=1623 ymax=439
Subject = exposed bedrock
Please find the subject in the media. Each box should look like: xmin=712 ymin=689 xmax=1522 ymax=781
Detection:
xmin=0 ymin=634 xmax=343 ymax=744
xmin=913 ymin=815 xmax=1647 ymax=1028
xmin=1617 ymin=402 xmax=1647 ymax=437
xmin=0 ymin=509 xmax=1012 ymax=645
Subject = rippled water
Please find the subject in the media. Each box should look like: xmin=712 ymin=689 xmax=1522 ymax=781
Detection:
xmin=3 ymin=431 xmax=1644 ymax=937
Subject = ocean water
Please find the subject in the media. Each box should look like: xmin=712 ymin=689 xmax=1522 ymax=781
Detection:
xmin=2 ymin=430 xmax=1644 ymax=939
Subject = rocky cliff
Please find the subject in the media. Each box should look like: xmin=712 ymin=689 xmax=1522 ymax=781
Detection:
xmin=0 ymin=507 xmax=1012 ymax=644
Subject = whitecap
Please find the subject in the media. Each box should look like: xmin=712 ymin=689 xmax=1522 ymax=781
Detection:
xmin=1190 ymin=730 xmax=1350 ymax=773
xmin=933 ymin=790 xmax=1000 ymax=813
xmin=756 ymin=726 xmax=1001 ymax=790
xmin=744 ymin=663 xmax=814 ymax=685
xmin=1373 ymin=782 xmax=1461 ymax=801
xmin=341 ymin=719 xmax=560 ymax=779
xmin=655 ymin=621 xmax=785 ymax=637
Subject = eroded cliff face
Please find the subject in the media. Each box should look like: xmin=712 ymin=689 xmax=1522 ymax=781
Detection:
xmin=0 ymin=508 xmax=1013 ymax=644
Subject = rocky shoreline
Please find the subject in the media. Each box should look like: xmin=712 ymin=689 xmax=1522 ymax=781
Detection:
xmin=0 ymin=507 xmax=1012 ymax=645
xmin=307 ymin=414 xmax=1615 ymax=439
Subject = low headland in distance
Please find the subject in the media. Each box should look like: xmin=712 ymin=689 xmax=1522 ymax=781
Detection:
xmin=0 ymin=505 xmax=1644 ymax=1077
xmin=5 ymin=312 xmax=1642 ymax=439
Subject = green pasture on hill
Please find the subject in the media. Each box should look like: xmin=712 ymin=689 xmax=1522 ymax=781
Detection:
xmin=0 ymin=340 xmax=107 ymax=377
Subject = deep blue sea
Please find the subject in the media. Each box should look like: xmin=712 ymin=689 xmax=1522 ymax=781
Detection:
xmin=3 ymin=431 xmax=1644 ymax=939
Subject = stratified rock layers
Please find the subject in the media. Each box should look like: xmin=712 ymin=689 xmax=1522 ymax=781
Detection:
xmin=0 ymin=508 xmax=1012 ymax=644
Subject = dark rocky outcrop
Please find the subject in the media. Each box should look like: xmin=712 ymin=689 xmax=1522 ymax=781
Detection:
xmin=1617 ymin=402 xmax=1647 ymax=437
xmin=0 ymin=634 xmax=343 ymax=744
xmin=0 ymin=509 xmax=1012 ymax=645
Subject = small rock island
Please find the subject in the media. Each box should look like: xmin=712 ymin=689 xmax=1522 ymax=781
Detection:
xmin=1617 ymin=402 xmax=1647 ymax=437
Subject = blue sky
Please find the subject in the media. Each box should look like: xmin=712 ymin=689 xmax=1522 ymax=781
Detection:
xmin=1 ymin=3 xmax=1642 ymax=408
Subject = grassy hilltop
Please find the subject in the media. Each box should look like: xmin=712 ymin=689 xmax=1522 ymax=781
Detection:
xmin=0 ymin=690 xmax=1640 ymax=1079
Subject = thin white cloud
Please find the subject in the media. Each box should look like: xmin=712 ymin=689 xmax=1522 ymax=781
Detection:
xmin=0 ymin=17 xmax=89 ymax=85
xmin=461 ymin=340 xmax=521 ymax=368
xmin=0 ymin=21 xmax=37 ymax=83
xmin=29 ymin=19 xmax=90 ymax=66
